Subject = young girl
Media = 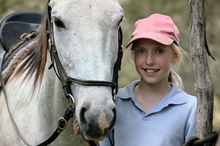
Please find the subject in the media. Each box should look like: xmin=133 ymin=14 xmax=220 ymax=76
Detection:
xmin=74 ymin=13 xmax=197 ymax=146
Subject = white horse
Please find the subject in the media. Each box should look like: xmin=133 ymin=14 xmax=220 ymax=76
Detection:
xmin=0 ymin=0 xmax=124 ymax=145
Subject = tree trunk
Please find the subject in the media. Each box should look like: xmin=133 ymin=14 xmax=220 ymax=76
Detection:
xmin=189 ymin=0 xmax=214 ymax=146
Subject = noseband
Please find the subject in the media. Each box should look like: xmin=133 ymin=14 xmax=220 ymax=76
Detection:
xmin=46 ymin=1 xmax=123 ymax=102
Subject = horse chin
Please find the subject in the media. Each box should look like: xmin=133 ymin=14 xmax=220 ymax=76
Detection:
xmin=79 ymin=122 xmax=115 ymax=141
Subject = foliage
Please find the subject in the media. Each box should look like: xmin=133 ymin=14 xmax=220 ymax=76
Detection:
xmin=0 ymin=0 xmax=47 ymax=17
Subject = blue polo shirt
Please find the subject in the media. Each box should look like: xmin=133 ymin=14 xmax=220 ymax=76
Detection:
xmin=99 ymin=80 xmax=197 ymax=146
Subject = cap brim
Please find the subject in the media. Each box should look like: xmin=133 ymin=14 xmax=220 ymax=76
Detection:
xmin=125 ymin=32 xmax=174 ymax=48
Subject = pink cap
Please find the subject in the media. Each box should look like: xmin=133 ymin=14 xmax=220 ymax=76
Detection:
xmin=126 ymin=14 xmax=180 ymax=48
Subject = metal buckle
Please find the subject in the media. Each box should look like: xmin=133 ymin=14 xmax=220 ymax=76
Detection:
xmin=57 ymin=117 xmax=68 ymax=130
xmin=48 ymin=39 xmax=53 ymax=52
xmin=67 ymin=94 xmax=75 ymax=104
xmin=20 ymin=32 xmax=34 ymax=41
xmin=67 ymin=94 xmax=76 ymax=111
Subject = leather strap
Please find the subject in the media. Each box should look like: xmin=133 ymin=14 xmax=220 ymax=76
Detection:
xmin=36 ymin=105 xmax=74 ymax=146
xmin=67 ymin=77 xmax=116 ymax=87
xmin=88 ymin=141 xmax=98 ymax=146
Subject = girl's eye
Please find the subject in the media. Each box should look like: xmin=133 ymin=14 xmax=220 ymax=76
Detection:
xmin=137 ymin=50 xmax=145 ymax=54
xmin=156 ymin=50 xmax=164 ymax=54
xmin=53 ymin=17 xmax=65 ymax=28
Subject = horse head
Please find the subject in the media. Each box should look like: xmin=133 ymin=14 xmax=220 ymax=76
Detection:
xmin=49 ymin=0 xmax=124 ymax=141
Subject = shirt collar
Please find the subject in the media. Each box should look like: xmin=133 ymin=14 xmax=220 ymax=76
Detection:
xmin=168 ymin=82 xmax=188 ymax=105
xmin=117 ymin=80 xmax=187 ymax=105
xmin=117 ymin=80 xmax=139 ymax=100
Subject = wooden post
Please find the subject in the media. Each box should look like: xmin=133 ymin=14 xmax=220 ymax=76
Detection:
xmin=189 ymin=0 xmax=214 ymax=146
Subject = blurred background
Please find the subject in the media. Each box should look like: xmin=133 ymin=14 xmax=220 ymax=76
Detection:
xmin=0 ymin=0 xmax=219 ymax=130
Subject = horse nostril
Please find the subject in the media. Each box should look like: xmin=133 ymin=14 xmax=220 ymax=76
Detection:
xmin=79 ymin=102 xmax=117 ymax=139
xmin=80 ymin=107 xmax=87 ymax=125
xmin=80 ymin=106 xmax=92 ymax=132
xmin=110 ymin=107 xmax=117 ymax=126
xmin=79 ymin=100 xmax=91 ymax=130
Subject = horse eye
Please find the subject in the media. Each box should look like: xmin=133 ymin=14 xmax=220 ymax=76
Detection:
xmin=117 ymin=16 xmax=124 ymax=26
xmin=53 ymin=17 xmax=65 ymax=28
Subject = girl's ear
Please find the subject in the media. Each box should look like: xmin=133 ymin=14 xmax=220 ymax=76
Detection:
xmin=172 ymin=52 xmax=179 ymax=64
xmin=131 ymin=50 xmax=135 ymax=60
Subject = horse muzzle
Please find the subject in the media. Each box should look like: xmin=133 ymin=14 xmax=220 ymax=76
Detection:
xmin=78 ymin=99 xmax=117 ymax=141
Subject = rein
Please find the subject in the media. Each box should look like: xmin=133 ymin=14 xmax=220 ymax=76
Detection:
xmin=0 ymin=0 xmax=123 ymax=145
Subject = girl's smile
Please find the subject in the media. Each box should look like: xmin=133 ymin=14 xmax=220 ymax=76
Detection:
xmin=143 ymin=68 xmax=160 ymax=75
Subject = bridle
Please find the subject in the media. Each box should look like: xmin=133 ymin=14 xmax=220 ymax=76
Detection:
xmin=0 ymin=0 xmax=123 ymax=146
xmin=46 ymin=1 xmax=123 ymax=102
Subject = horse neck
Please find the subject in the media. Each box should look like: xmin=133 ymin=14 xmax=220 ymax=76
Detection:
xmin=38 ymin=52 xmax=70 ymax=117
xmin=37 ymin=52 xmax=80 ymax=145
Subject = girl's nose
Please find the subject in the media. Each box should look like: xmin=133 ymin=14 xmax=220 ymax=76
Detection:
xmin=145 ymin=54 xmax=155 ymax=65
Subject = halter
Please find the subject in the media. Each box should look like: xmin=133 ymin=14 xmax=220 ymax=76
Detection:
xmin=46 ymin=1 xmax=123 ymax=102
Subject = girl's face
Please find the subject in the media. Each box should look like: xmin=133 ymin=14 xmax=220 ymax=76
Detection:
xmin=132 ymin=39 xmax=178 ymax=86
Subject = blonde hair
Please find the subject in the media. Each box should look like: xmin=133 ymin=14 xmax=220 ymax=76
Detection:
xmin=130 ymin=42 xmax=184 ymax=90
xmin=169 ymin=43 xmax=183 ymax=90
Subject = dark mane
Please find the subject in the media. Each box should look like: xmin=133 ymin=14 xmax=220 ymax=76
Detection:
xmin=14 ymin=12 xmax=48 ymax=89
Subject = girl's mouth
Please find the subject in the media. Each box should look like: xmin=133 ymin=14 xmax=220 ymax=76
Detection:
xmin=143 ymin=69 xmax=160 ymax=73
